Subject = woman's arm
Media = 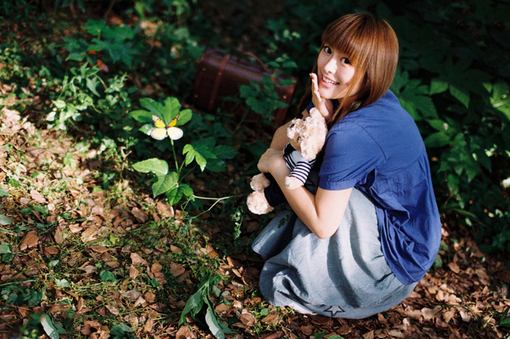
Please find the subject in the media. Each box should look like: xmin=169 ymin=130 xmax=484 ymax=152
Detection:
xmin=258 ymin=148 xmax=352 ymax=239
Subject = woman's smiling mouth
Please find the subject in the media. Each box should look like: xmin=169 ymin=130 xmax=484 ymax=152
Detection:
xmin=321 ymin=76 xmax=339 ymax=86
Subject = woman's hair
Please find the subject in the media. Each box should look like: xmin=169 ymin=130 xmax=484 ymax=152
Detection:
xmin=298 ymin=13 xmax=399 ymax=125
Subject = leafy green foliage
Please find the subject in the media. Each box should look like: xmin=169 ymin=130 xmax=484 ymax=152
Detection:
xmin=240 ymin=75 xmax=290 ymax=122
xmin=130 ymin=97 xmax=237 ymax=205
xmin=179 ymin=274 xmax=236 ymax=339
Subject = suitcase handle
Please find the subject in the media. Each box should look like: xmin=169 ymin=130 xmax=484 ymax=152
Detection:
xmin=242 ymin=51 xmax=269 ymax=73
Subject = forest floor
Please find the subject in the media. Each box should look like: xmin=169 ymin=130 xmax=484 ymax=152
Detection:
xmin=1 ymin=1 xmax=510 ymax=339
xmin=1 ymin=80 xmax=510 ymax=339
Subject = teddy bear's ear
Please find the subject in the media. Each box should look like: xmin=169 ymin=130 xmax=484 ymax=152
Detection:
xmin=309 ymin=108 xmax=326 ymax=122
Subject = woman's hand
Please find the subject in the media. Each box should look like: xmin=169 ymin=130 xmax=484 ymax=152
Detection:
xmin=257 ymin=148 xmax=286 ymax=175
xmin=310 ymin=73 xmax=334 ymax=119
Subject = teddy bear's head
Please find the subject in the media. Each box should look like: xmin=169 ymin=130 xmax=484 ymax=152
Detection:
xmin=286 ymin=108 xmax=328 ymax=161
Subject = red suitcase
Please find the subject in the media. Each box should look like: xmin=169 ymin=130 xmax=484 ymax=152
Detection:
xmin=191 ymin=48 xmax=297 ymax=126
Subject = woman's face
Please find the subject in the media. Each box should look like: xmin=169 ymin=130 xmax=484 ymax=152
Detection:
xmin=316 ymin=45 xmax=359 ymax=100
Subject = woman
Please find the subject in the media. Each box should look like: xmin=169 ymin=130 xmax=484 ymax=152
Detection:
xmin=251 ymin=13 xmax=442 ymax=319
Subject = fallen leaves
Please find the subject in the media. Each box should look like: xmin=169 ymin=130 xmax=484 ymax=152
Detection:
xmin=1 ymin=104 xmax=510 ymax=339
xmin=19 ymin=230 xmax=38 ymax=250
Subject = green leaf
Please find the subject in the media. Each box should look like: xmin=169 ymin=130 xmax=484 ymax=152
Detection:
xmin=41 ymin=314 xmax=59 ymax=339
xmin=183 ymin=144 xmax=210 ymax=171
xmin=66 ymin=52 xmax=85 ymax=62
xmin=161 ymin=97 xmax=181 ymax=122
xmin=179 ymin=290 xmax=205 ymax=325
xmin=177 ymin=108 xmax=193 ymax=126
xmin=205 ymin=159 xmax=227 ymax=173
xmin=100 ymin=270 xmax=117 ymax=283
xmin=139 ymin=123 xmax=154 ymax=136
xmin=55 ymin=279 xmax=71 ymax=288
xmin=86 ymin=77 xmax=101 ymax=97
xmin=0 ymin=214 xmax=11 ymax=226
xmin=0 ymin=242 xmax=12 ymax=254
xmin=424 ymin=132 xmax=451 ymax=148
xmin=26 ymin=289 xmax=43 ymax=307
xmin=130 ymin=110 xmax=154 ymax=123
xmin=152 ymin=172 xmax=178 ymax=197
xmin=165 ymin=185 xmax=188 ymax=205
xmin=430 ymin=79 xmax=448 ymax=95
xmin=212 ymin=145 xmax=238 ymax=160
xmin=205 ymin=306 xmax=226 ymax=339
xmin=490 ymin=81 xmax=510 ymax=121
xmin=139 ymin=98 xmax=165 ymax=119
xmin=0 ymin=187 xmax=9 ymax=197
xmin=132 ymin=158 xmax=169 ymax=177
xmin=111 ymin=323 xmax=135 ymax=335
xmin=449 ymin=85 xmax=470 ymax=108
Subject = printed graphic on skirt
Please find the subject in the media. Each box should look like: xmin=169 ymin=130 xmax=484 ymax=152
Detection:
xmin=324 ymin=305 xmax=345 ymax=317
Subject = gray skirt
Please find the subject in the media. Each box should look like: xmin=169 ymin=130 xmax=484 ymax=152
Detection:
xmin=251 ymin=189 xmax=416 ymax=319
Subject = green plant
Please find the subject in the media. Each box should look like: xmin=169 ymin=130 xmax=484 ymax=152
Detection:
xmin=179 ymin=274 xmax=236 ymax=339
xmin=239 ymin=75 xmax=293 ymax=124
xmin=62 ymin=18 xmax=142 ymax=71
xmin=130 ymin=97 xmax=237 ymax=205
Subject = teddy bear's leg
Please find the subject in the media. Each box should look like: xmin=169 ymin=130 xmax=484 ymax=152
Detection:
xmin=250 ymin=173 xmax=271 ymax=191
xmin=247 ymin=190 xmax=274 ymax=215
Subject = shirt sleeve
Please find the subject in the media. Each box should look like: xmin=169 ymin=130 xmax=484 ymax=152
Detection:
xmin=319 ymin=122 xmax=385 ymax=191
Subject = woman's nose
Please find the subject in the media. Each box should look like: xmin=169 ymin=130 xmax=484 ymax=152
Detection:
xmin=323 ymin=56 xmax=337 ymax=74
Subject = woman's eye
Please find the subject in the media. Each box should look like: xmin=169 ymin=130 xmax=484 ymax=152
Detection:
xmin=341 ymin=57 xmax=351 ymax=65
xmin=323 ymin=46 xmax=332 ymax=54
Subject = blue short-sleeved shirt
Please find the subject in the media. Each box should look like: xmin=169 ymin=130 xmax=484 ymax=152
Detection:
xmin=308 ymin=91 xmax=441 ymax=285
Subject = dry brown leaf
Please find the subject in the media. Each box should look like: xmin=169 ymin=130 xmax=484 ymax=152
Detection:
xmin=134 ymin=296 xmax=146 ymax=307
xmin=421 ymin=307 xmax=435 ymax=320
xmin=143 ymin=314 xmax=154 ymax=332
xmin=442 ymin=307 xmax=457 ymax=323
xmin=81 ymin=226 xmax=99 ymax=242
xmin=144 ymin=291 xmax=156 ymax=303
xmin=362 ymin=330 xmax=375 ymax=339
xmin=156 ymin=200 xmax=174 ymax=218
xmin=129 ymin=265 xmax=139 ymax=279
xmin=44 ymin=247 xmax=59 ymax=256
xmin=79 ymin=265 xmax=97 ymax=274
xmin=170 ymin=262 xmax=186 ymax=277
xmin=20 ymin=197 xmax=31 ymax=205
xmin=125 ymin=290 xmax=142 ymax=301
xmin=77 ymin=297 xmax=84 ymax=313
xmin=215 ymin=303 xmax=232 ymax=317
xmin=151 ymin=262 xmax=163 ymax=273
xmin=459 ymin=309 xmax=472 ymax=322
xmin=54 ymin=225 xmax=64 ymax=244
xmin=299 ymin=325 xmax=313 ymax=335
xmin=387 ymin=330 xmax=405 ymax=338
xmin=261 ymin=312 xmax=279 ymax=324
xmin=30 ymin=190 xmax=47 ymax=204
xmin=69 ymin=223 xmax=82 ymax=233
xmin=448 ymin=262 xmax=461 ymax=274
xmin=130 ymin=252 xmax=147 ymax=266
xmin=106 ymin=304 xmax=119 ymax=315
xmin=131 ymin=207 xmax=147 ymax=222
xmin=20 ymin=230 xmax=38 ymax=251
xmin=176 ymin=325 xmax=195 ymax=339
xmin=239 ymin=309 xmax=256 ymax=327
xmin=261 ymin=332 xmax=283 ymax=339
xmin=90 ymin=245 xmax=109 ymax=253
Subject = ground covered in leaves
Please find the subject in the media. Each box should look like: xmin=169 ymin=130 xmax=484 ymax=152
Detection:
xmin=1 ymin=1 xmax=510 ymax=338
xmin=1 ymin=95 xmax=510 ymax=339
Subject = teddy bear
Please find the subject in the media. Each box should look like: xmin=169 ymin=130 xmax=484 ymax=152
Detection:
xmin=247 ymin=108 xmax=328 ymax=215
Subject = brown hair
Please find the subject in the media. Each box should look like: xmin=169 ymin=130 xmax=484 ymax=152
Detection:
xmin=298 ymin=13 xmax=399 ymax=125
